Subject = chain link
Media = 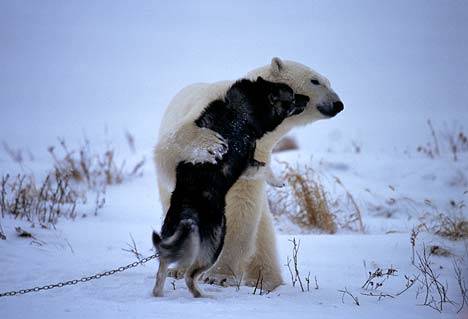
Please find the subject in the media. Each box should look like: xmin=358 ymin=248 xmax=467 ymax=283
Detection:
xmin=0 ymin=254 xmax=158 ymax=298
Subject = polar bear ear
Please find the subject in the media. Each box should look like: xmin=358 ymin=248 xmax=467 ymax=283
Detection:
xmin=271 ymin=57 xmax=284 ymax=74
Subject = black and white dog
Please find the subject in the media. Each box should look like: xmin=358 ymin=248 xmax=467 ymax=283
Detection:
xmin=152 ymin=77 xmax=309 ymax=297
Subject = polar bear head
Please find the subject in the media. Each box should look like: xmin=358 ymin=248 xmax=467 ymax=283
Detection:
xmin=245 ymin=57 xmax=344 ymax=159
xmin=246 ymin=57 xmax=343 ymax=128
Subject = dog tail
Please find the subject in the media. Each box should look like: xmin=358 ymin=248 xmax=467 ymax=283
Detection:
xmin=152 ymin=218 xmax=198 ymax=263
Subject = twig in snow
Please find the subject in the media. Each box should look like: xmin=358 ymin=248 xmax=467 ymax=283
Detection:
xmin=121 ymin=233 xmax=143 ymax=261
xmin=453 ymin=258 xmax=468 ymax=313
xmin=361 ymin=267 xmax=397 ymax=290
xmin=338 ymin=287 xmax=360 ymax=306
xmin=414 ymin=245 xmax=454 ymax=312
xmin=395 ymin=274 xmax=419 ymax=296
xmin=252 ymin=268 xmax=264 ymax=295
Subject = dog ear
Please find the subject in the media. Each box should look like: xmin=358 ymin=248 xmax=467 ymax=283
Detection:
xmin=294 ymin=94 xmax=310 ymax=108
xmin=268 ymin=87 xmax=294 ymax=106
xmin=267 ymin=92 xmax=279 ymax=106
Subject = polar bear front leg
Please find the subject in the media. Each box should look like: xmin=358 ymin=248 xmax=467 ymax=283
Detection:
xmin=159 ymin=121 xmax=228 ymax=166
xmin=241 ymin=160 xmax=285 ymax=188
xmin=177 ymin=123 xmax=228 ymax=164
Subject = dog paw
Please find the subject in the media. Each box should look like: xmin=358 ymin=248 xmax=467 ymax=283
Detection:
xmin=184 ymin=128 xmax=228 ymax=164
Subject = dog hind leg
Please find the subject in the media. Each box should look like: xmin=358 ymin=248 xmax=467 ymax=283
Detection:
xmin=185 ymin=262 xmax=211 ymax=298
xmin=153 ymin=258 xmax=169 ymax=297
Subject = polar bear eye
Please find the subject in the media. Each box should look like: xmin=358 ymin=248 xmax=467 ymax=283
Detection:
xmin=311 ymin=79 xmax=320 ymax=85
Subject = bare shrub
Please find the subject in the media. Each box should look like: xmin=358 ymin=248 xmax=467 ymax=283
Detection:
xmin=417 ymin=120 xmax=468 ymax=161
xmin=431 ymin=213 xmax=468 ymax=240
xmin=338 ymin=287 xmax=360 ymax=306
xmin=0 ymin=172 xmax=84 ymax=228
xmin=333 ymin=176 xmax=364 ymax=233
xmin=361 ymin=267 xmax=398 ymax=290
xmin=252 ymin=268 xmax=265 ymax=295
xmin=48 ymin=138 xmax=145 ymax=189
xmin=284 ymin=237 xmax=318 ymax=293
xmin=125 ymin=130 xmax=136 ymax=154
xmin=429 ymin=245 xmax=451 ymax=257
xmin=269 ymin=162 xmax=337 ymax=234
xmin=269 ymin=161 xmax=364 ymax=233
xmin=411 ymin=224 xmax=428 ymax=265
xmin=0 ymin=220 xmax=5 ymax=240
xmin=272 ymin=136 xmax=299 ymax=153
xmin=453 ymin=258 xmax=468 ymax=313
xmin=420 ymin=199 xmax=468 ymax=241
xmin=1 ymin=135 xmax=144 ymax=232
xmin=414 ymin=245 xmax=454 ymax=312
xmin=2 ymin=142 xmax=24 ymax=164
xmin=285 ymin=238 xmax=306 ymax=292
xmin=417 ymin=119 xmax=440 ymax=158
xmin=121 ymin=233 xmax=143 ymax=261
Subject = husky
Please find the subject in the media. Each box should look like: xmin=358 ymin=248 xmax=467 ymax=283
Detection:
xmin=152 ymin=77 xmax=309 ymax=297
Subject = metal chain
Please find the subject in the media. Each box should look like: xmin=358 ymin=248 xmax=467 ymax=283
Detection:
xmin=0 ymin=253 xmax=158 ymax=298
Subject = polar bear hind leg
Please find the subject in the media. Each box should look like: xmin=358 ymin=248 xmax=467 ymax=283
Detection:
xmin=244 ymin=195 xmax=283 ymax=291
xmin=201 ymin=179 xmax=264 ymax=283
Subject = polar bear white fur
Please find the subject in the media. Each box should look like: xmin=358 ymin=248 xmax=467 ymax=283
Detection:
xmin=154 ymin=57 xmax=343 ymax=291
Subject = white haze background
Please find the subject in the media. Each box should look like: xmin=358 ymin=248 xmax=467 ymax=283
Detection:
xmin=1 ymin=0 xmax=467 ymax=154
xmin=1 ymin=1 xmax=467 ymax=319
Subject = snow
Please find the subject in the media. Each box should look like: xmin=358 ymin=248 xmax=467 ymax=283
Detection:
xmin=1 ymin=152 xmax=466 ymax=319
xmin=1 ymin=1 xmax=467 ymax=318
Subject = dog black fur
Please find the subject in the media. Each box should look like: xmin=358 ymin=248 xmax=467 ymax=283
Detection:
xmin=152 ymin=77 xmax=309 ymax=297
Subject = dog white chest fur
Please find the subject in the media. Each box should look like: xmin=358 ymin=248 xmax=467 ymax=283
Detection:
xmin=154 ymin=57 xmax=343 ymax=291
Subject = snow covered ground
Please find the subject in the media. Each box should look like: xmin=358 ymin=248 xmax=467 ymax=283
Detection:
xmin=0 ymin=150 xmax=466 ymax=319
xmin=1 ymin=1 xmax=467 ymax=318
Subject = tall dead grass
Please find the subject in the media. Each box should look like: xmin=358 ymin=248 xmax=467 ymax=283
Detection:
xmin=48 ymin=138 xmax=145 ymax=189
xmin=0 ymin=134 xmax=145 ymax=235
xmin=420 ymin=199 xmax=468 ymax=241
xmin=269 ymin=162 xmax=336 ymax=233
xmin=417 ymin=120 xmax=468 ymax=161
xmin=268 ymin=161 xmax=364 ymax=234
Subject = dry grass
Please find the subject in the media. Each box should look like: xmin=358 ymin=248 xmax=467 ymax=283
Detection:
xmin=0 ymin=171 xmax=83 ymax=228
xmin=417 ymin=120 xmax=468 ymax=161
xmin=333 ymin=176 xmax=365 ymax=232
xmin=431 ymin=213 xmax=468 ymax=240
xmin=421 ymin=199 xmax=468 ymax=241
xmin=268 ymin=161 xmax=364 ymax=233
xmin=0 ymin=135 xmax=145 ymax=232
xmin=269 ymin=162 xmax=337 ymax=234
xmin=48 ymin=138 xmax=145 ymax=189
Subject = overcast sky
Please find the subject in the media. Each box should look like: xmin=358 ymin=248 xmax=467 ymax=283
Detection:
xmin=1 ymin=0 xmax=467 ymax=154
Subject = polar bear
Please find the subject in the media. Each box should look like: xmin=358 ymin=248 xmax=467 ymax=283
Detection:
xmin=154 ymin=57 xmax=343 ymax=291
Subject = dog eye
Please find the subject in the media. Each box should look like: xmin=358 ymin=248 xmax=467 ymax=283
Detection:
xmin=311 ymin=79 xmax=320 ymax=85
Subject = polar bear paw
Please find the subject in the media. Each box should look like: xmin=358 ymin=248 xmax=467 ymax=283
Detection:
xmin=200 ymin=273 xmax=240 ymax=287
xmin=184 ymin=128 xmax=228 ymax=164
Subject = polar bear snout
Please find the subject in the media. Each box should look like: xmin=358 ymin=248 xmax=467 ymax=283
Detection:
xmin=333 ymin=100 xmax=344 ymax=114
xmin=317 ymin=100 xmax=344 ymax=118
